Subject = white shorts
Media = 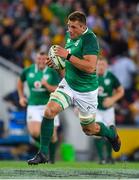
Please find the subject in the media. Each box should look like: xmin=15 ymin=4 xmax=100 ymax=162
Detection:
xmin=27 ymin=105 xmax=60 ymax=127
xmin=96 ymin=107 xmax=115 ymax=127
xmin=50 ymin=78 xmax=98 ymax=118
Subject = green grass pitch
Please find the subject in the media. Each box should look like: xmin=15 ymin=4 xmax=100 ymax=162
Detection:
xmin=0 ymin=161 xmax=139 ymax=179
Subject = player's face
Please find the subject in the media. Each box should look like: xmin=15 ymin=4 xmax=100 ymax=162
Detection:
xmin=67 ymin=20 xmax=86 ymax=39
xmin=36 ymin=54 xmax=46 ymax=69
xmin=97 ymin=60 xmax=108 ymax=75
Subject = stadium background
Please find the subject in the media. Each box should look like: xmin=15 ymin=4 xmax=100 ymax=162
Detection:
xmin=0 ymin=0 xmax=139 ymax=162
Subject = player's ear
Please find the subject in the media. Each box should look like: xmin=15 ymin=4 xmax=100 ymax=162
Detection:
xmin=81 ymin=24 xmax=86 ymax=31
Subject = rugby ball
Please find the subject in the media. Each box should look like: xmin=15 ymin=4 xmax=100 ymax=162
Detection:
xmin=48 ymin=45 xmax=65 ymax=70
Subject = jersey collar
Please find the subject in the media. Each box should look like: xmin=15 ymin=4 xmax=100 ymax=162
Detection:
xmin=82 ymin=27 xmax=88 ymax=34
xmin=72 ymin=27 xmax=88 ymax=41
xmin=35 ymin=64 xmax=48 ymax=73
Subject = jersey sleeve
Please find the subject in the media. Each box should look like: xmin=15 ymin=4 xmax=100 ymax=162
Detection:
xmin=111 ymin=73 xmax=121 ymax=89
xmin=47 ymin=69 xmax=61 ymax=86
xmin=20 ymin=68 xmax=28 ymax=82
xmin=82 ymin=33 xmax=100 ymax=55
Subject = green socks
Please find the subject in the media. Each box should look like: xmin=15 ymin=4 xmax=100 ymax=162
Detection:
xmin=33 ymin=136 xmax=40 ymax=149
xmin=49 ymin=142 xmax=57 ymax=163
xmin=94 ymin=138 xmax=105 ymax=160
xmin=105 ymin=140 xmax=112 ymax=159
xmin=94 ymin=138 xmax=112 ymax=160
xmin=40 ymin=117 xmax=54 ymax=155
xmin=97 ymin=122 xmax=115 ymax=139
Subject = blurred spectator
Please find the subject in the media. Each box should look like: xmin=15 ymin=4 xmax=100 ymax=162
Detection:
xmin=39 ymin=27 xmax=52 ymax=53
xmin=115 ymin=99 xmax=133 ymax=125
xmin=129 ymin=91 xmax=139 ymax=126
xmin=13 ymin=28 xmax=34 ymax=51
xmin=50 ymin=0 xmax=72 ymax=25
xmin=40 ymin=0 xmax=54 ymax=23
xmin=23 ymin=0 xmax=37 ymax=12
xmin=22 ymin=39 xmax=37 ymax=67
xmin=13 ymin=2 xmax=29 ymax=29
xmin=110 ymin=55 xmax=138 ymax=102
xmin=109 ymin=30 xmax=128 ymax=58
xmin=0 ymin=25 xmax=5 ymax=44
xmin=0 ymin=34 xmax=16 ymax=61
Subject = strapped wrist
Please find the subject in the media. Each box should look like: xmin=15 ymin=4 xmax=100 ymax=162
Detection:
xmin=66 ymin=53 xmax=72 ymax=61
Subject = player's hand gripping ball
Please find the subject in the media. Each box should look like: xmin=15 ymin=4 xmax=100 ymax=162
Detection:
xmin=48 ymin=45 xmax=65 ymax=70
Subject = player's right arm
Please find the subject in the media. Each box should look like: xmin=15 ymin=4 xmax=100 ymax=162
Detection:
xmin=55 ymin=33 xmax=99 ymax=74
xmin=17 ymin=66 xmax=28 ymax=108
xmin=17 ymin=78 xmax=27 ymax=107
xmin=45 ymin=56 xmax=65 ymax=78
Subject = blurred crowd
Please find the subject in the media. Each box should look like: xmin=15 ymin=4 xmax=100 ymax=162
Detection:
xmin=1 ymin=0 xmax=139 ymax=126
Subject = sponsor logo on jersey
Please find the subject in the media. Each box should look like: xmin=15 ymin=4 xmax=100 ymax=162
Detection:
xmin=98 ymin=86 xmax=104 ymax=95
xmin=34 ymin=81 xmax=41 ymax=89
xmin=98 ymin=86 xmax=108 ymax=97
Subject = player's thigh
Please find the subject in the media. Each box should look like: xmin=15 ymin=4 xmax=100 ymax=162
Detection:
xmin=27 ymin=121 xmax=41 ymax=137
xmin=49 ymin=78 xmax=73 ymax=112
xmin=26 ymin=105 xmax=44 ymax=136
xmin=26 ymin=105 xmax=45 ymax=122
xmin=103 ymin=107 xmax=115 ymax=126
xmin=54 ymin=115 xmax=60 ymax=127
xmin=74 ymin=89 xmax=98 ymax=124
xmin=73 ymin=89 xmax=99 ymax=135
xmin=96 ymin=110 xmax=103 ymax=123
xmin=96 ymin=108 xmax=115 ymax=127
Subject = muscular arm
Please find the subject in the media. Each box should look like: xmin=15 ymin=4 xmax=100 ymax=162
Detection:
xmin=68 ymin=54 xmax=97 ymax=73
xmin=55 ymin=46 xmax=97 ymax=73
xmin=57 ymin=68 xmax=65 ymax=78
xmin=17 ymin=78 xmax=24 ymax=99
xmin=111 ymin=86 xmax=125 ymax=103
xmin=17 ymin=78 xmax=27 ymax=107
xmin=45 ymin=57 xmax=65 ymax=78
xmin=103 ymin=86 xmax=124 ymax=108
xmin=41 ymin=79 xmax=57 ymax=93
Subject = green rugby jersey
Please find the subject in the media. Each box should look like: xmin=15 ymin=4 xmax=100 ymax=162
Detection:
xmin=97 ymin=70 xmax=121 ymax=110
xmin=20 ymin=64 xmax=60 ymax=105
xmin=65 ymin=28 xmax=99 ymax=92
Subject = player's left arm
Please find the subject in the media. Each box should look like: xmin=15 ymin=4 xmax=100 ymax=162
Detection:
xmin=55 ymin=46 xmax=97 ymax=73
xmin=55 ymin=34 xmax=99 ymax=73
xmin=41 ymin=79 xmax=57 ymax=92
xmin=103 ymin=86 xmax=125 ymax=108
xmin=41 ymin=69 xmax=61 ymax=93
xmin=45 ymin=56 xmax=65 ymax=78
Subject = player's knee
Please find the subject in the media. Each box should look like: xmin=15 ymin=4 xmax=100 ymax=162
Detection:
xmin=27 ymin=123 xmax=40 ymax=137
xmin=51 ymin=134 xmax=58 ymax=142
xmin=29 ymin=129 xmax=40 ymax=137
xmin=44 ymin=101 xmax=62 ymax=119
xmin=44 ymin=106 xmax=60 ymax=119
xmin=44 ymin=107 xmax=56 ymax=119
xmin=82 ymin=127 xmax=94 ymax=136
xmin=82 ymin=128 xmax=92 ymax=136
xmin=82 ymin=122 xmax=100 ymax=136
